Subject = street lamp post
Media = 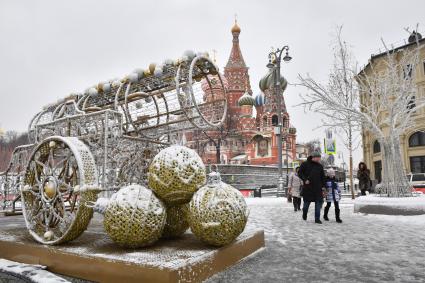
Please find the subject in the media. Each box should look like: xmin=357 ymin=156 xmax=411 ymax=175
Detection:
xmin=260 ymin=46 xmax=292 ymax=197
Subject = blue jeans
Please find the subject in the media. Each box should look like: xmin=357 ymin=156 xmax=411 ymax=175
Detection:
xmin=303 ymin=200 xmax=323 ymax=220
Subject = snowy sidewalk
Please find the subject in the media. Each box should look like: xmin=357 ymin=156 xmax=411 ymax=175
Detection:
xmin=207 ymin=198 xmax=425 ymax=283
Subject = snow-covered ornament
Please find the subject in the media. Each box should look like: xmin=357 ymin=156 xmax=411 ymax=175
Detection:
xmin=183 ymin=50 xmax=196 ymax=60
xmin=135 ymin=101 xmax=143 ymax=109
xmin=163 ymin=58 xmax=174 ymax=66
xmin=133 ymin=68 xmax=145 ymax=79
xmin=129 ymin=73 xmax=139 ymax=83
xmin=103 ymin=185 xmax=166 ymax=248
xmin=153 ymin=66 xmax=163 ymax=77
xmin=161 ymin=204 xmax=189 ymax=239
xmin=144 ymin=96 xmax=153 ymax=103
xmin=148 ymin=145 xmax=206 ymax=205
xmin=101 ymin=82 xmax=111 ymax=93
xmin=112 ymin=80 xmax=122 ymax=88
xmin=188 ymin=171 xmax=248 ymax=247
xmin=88 ymin=87 xmax=98 ymax=96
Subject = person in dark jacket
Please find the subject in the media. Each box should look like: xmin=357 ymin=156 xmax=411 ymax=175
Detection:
xmin=298 ymin=152 xmax=326 ymax=224
xmin=323 ymin=168 xmax=343 ymax=223
xmin=357 ymin=162 xmax=371 ymax=196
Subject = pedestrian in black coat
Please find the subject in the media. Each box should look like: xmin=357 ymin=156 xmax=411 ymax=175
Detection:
xmin=298 ymin=152 xmax=326 ymax=224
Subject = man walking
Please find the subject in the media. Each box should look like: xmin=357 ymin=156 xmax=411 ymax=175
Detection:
xmin=298 ymin=152 xmax=326 ymax=224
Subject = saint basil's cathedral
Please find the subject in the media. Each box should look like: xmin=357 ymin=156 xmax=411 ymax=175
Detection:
xmin=185 ymin=21 xmax=297 ymax=166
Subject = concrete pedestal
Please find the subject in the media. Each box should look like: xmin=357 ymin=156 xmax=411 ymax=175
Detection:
xmin=0 ymin=215 xmax=264 ymax=283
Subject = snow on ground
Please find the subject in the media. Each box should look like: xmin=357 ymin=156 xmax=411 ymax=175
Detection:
xmin=1 ymin=196 xmax=424 ymax=283
xmin=0 ymin=258 xmax=70 ymax=283
xmin=207 ymin=197 xmax=425 ymax=283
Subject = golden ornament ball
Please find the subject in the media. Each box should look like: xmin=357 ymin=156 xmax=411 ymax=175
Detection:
xmin=188 ymin=172 xmax=248 ymax=247
xmin=103 ymin=184 xmax=166 ymax=248
xmin=148 ymin=145 xmax=206 ymax=205
xmin=161 ymin=204 xmax=189 ymax=239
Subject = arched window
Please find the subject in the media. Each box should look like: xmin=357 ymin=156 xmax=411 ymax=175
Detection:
xmin=271 ymin=115 xmax=278 ymax=126
xmin=409 ymin=131 xmax=425 ymax=147
xmin=373 ymin=140 xmax=381 ymax=154
xmin=282 ymin=117 xmax=288 ymax=128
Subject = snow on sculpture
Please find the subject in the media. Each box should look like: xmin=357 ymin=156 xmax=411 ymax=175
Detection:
xmin=188 ymin=171 xmax=248 ymax=246
xmin=103 ymin=185 xmax=166 ymax=248
xmin=0 ymin=49 xmax=227 ymax=245
xmin=148 ymin=145 xmax=206 ymax=205
xmin=298 ymin=29 xmax=424 ymax=197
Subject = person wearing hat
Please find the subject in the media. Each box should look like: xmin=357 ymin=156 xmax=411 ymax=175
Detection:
xmin=298 ymin=151 xmax=326 ymax=224
xmin=288 ymin=166 xmax=303 ymax=212
xmin=324 ymin=168 xmax=343 ymax=223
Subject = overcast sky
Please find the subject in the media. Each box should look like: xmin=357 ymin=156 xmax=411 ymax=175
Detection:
xmin=1 ymin=0 xmax=424 ymax=165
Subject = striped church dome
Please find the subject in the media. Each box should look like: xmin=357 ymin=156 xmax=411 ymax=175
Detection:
xmin=254 ymin=93 xmax=266 ymax=107
xmin=238 ymin=91 xmax=255 ymax=107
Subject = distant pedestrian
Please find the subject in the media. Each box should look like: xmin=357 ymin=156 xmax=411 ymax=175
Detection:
xmin=357 ymin=162 xmax=371 ymax=196
xmin=289 ymin=167 xmax=302 ymax=212
xmin=323 ymin=168 xmax=343 ymax=223
xmin=298 ymin=152 xmax=326 ymax=224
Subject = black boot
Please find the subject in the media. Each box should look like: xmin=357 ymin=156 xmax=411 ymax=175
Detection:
xmin=315 ymin=219 xmax=322 ymax=224
xmin=302 ymin=210 xmax=307 ymax=220
xmin=336 ymin=208 xmax=342 ymax=223
xmin=324 ymin=206 xmax=330 ymax=221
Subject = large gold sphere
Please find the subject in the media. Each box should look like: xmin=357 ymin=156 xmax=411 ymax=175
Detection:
xmin=161 ymin=204 xmax=189 ymax=239
xmin=188 ymin=172 xmax=248 ymax=247
xmin=103 ymin=185 xmax=166 ymax=248
xmin=148 ymin=145 xmax=206 ymax=205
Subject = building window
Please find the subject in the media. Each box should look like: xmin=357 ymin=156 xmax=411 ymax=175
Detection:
xmin=404 ymin=64 xmax=413 ymax=79
xmin=410 ymin=156 xmax=425 ymax=173
xmin=409 ymin=131 xmax=425 ymax=147
xmin=374 ymin=160 xmax=382 ymax=183
xmin=271 ymin=115 xmax=278 ymax=126
xmin=407 ymin=95 xmax=416 ymax=111
xmin=373 ymin=140 xmax=381 ymax=153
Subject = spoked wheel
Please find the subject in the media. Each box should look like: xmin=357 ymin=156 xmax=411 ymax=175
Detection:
xmin=21 ymin=136 xmax=99 ymax=245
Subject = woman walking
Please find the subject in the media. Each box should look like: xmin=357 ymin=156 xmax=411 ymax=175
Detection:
xmin=357 ymin=162 xmax=371 ymax=196
xmin=289 ymin=167 xmax=303 ymax=211
xmin=298 ymin=152 xmax=326 ymax=224
xmin=323 ymin=168 xmax=342 ymax=223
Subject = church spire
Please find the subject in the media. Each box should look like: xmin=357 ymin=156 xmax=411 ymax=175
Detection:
xmin=226 ymin=17 xmax=247 ymax=69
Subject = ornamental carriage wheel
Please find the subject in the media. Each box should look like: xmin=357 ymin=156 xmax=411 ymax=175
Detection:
xmin=21 ymin=136 xmax=98 ymax=245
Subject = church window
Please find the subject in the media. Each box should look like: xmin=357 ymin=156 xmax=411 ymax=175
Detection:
xmin=272 ymin=115 xmax=278 ymax=126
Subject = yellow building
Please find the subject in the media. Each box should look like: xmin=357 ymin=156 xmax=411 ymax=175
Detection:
xmin=360 ymin=32 xmax=425 ymax=182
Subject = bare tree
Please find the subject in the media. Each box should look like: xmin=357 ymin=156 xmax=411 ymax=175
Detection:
xmin=297 ymin=26 xmax=360 ymax=199
xmin=298 ymin=27 xmax=423 ymax=197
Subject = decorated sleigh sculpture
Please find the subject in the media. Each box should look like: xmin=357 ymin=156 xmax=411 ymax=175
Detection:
xmin=0 ymin=51 xmax=229 ymax=245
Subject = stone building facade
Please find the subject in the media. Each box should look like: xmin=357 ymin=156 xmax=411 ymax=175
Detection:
xmin=360 ymin=32 xmax=425 ymax=182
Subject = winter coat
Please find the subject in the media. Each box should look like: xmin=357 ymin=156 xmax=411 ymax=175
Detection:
xmin=324 ymin=177 xmax=341 ymax=202
xmin=298 ymin=157 xmax=326 ymax=202
xmin=289 ymin=173 xmax=303 ymax=198
xmin=357 ymin=169 xmax=371 ymax=191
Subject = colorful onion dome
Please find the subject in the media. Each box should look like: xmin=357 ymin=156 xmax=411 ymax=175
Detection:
xmin=238 ymin=91 xmax=255 ymax=107
xmin=231 ymin=21 xmax=241 ymax=33
xmin=259 ymin=69 xmax=288 ymax=92
xmin=254 ymin=93 xmax=266 ymax=107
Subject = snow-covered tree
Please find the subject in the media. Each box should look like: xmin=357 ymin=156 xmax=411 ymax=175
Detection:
xmin=298 ymin=28 xmax=423 ymax=197
xmin=297 ymin=27 xmax=361 ymax=199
